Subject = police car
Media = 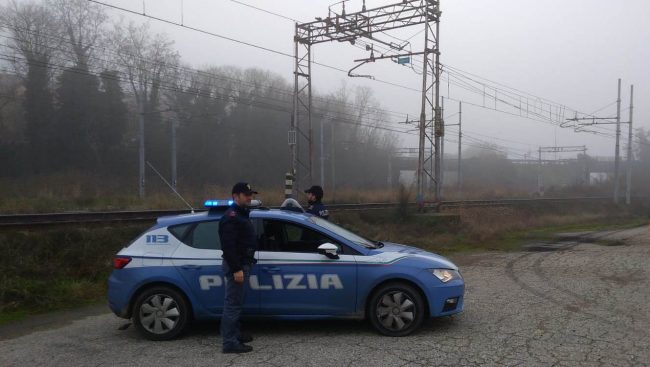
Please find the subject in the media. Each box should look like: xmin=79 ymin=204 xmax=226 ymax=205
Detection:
xmin=108 ymin=199 xmax=464 ymax=340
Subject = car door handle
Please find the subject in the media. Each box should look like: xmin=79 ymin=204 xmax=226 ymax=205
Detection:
xmin=181 ymin=265 xmax=202 ymax=270
xmin=262 ymin=266 xmax=281 ymax=273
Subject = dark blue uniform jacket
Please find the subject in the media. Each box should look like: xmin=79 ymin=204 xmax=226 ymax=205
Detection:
xmin=218 ymin=204 xmax=257 ymax=274
xmin=306 ymin=201 xmax=329 ymax=220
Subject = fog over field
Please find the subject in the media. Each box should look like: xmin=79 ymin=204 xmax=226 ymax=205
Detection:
xmin=0 ymin=0 xmax=648 ymax=201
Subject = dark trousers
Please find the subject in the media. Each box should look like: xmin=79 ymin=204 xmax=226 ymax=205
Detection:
xmin=221 ymin=263 xmax=250 ymax=348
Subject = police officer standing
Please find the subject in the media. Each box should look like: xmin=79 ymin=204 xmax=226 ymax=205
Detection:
xmin=219 ymin=182 xmax=258 ymax=354
xmin=304 ymin=185 xmax=329 ymax=220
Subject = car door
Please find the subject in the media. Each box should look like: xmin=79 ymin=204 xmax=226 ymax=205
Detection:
xmin=171 ymin=220 xmax=259 ymax=315
xmin=256 ymin=219 xmax=357 ymax=316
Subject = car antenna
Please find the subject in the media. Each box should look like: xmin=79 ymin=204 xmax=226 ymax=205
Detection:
xmin=146 ymin=161 xmax=195 ymax=213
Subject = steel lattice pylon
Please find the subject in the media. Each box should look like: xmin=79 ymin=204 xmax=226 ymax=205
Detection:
xmin=291 ymin=27 xmax=313 ymax=193
xmin=291 ymin=0 xmax=442 ymax=201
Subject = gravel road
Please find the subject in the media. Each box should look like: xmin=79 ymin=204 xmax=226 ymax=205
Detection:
xmin=1 ymin=226 xmax=648 ymax=367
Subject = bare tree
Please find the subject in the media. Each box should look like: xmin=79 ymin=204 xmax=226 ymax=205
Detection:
xmin=109 ymin=21 xmax=180 ymax=196
xmin=48 ymin=0 xmax=108 ymax=70
xmin=110 ymin=22 xmax=179 ymax=112
xmin=0 ymin=0 xmax=61 ymax=76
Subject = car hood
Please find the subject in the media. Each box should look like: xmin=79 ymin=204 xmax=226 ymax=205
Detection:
xmin=370 ymin=242 xmax=458 ymax=270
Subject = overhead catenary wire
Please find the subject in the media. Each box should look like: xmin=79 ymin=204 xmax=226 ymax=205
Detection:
xmin=4 ymin=48 xmax=576 ymax=157
xmin=7 ymin=54 xmax=647 ymax=154
xmin=0 ymin=49 xmax=415 ymax=137
xmin=228 ymin=0 xmax=300 ymax=22
xmin=0 ymin=20 xmax=554 ymax=151
xmin=86 ymin=0 xmax=422 ymax=94
xmin=224 ymin=0 xmax=626 ymax=142
xmin=0 ymin=23 xmax=415 ymax=122
xmin=5 ymin=2 xmax=642 ymax=152
xmin=89 ymin=0 xmax=620 ymax=137
xmin=3 ymin=47 xmax=638 ymax=153
xmin=0 ymin=52 xmax=420 ymax=137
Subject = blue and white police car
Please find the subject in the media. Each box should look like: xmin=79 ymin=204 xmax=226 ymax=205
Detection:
xmin=108 ymin=200 xmax=464 ymax=340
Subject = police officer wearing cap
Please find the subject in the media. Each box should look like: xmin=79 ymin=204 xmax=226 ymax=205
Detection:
xmin=219 ymin=182 xmax=258 ymax=354
xmin=304 ymin=185 xmax=329 ymax=220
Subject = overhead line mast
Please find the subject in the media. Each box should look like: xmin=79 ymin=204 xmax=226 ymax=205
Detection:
xmin=292 ymin=0 xmax=442 ymax=202
xmin=565 ymin=79 xmax=634 ymax=204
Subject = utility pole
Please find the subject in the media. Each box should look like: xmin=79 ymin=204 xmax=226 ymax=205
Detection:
xmin=440 ymin=96 xmax=445 ymax=198
xmin=416 ymin=21 xmax=430 ymax=204
xmin=387 ymin=156 xmax=393 ymax=188
xmin=444 ymin=100 xmax=462 ymax=197
xmin=171 ymin=120 xmax=177 ymax=190
xmin=138 ymin=100 xmax=145 ymax=198
xmin=625 ymin=85 xmax=634 ymax=205
xmin=565 ymin=79 xmax=632 ymax=204
xmin=583 ymin=154 xmax=590 ymax=186
xmin=330 ymin=120 xmax=336 ymax=201
xmin=433 ymin=8 xmax=442 ymax=202
xmin=537 ymin=147 xmax=542 ymax=195
xmin=320 ymin=116 xmax=326 ymax=188
xmin=290 ymin=27 xmax=301 ymax=195
xmin=614 ymin=78 xmax=622 ymax=204
xmin=457 ymin=101 xmax=462 ymax=196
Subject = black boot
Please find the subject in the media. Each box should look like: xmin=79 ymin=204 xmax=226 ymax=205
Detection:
xmin=222 ymin=344 xmax=253 ymax=354
xmin=238 ymin=332 xmax=253 ymax=343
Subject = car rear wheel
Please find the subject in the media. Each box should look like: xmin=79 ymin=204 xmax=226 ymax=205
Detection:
xmin=368 ymin=282 xmax=425 ymax=337
xmin=133 ymin=286 xmax=190 ymax=341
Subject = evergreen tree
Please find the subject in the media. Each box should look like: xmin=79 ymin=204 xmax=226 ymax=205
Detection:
xmin=97 ymin=70 xmax=128 ymax=171
xmin=1 ymin=1 xmax=60 ymax=174
xmin=53 ymin=66 xmax=101 ymax=170
xmin=23 ymin=60 xmax=55 ymax=174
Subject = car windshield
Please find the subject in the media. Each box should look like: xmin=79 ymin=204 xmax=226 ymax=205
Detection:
xmin=309 ymin=217 xmax=377 ymax=249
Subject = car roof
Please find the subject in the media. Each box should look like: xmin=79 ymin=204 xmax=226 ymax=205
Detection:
xmin=251 ymin=209 xmax=313 ymax=222
xmin=153 ymin=208 xmax=313 ymax=229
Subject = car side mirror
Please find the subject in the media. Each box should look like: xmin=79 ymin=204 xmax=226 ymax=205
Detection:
xmin=317 ymin=243 xmax=339 ymax=259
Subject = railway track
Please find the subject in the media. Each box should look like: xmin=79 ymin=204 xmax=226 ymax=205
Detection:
xmin=0 ymin=196 xmax=619 ymax=228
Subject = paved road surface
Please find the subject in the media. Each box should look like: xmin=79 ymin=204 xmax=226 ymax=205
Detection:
xmin=1 ymin=226 xmax=648 ymax=366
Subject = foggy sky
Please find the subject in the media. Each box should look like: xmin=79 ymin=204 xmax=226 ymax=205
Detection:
xmin=52 ymin=0 xmax=650 ymax=157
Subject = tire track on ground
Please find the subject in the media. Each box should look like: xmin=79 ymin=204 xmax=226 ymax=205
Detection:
xmin=530 ymin=251 xmax=650 ymax=325
xmin=504 ymin=249 xmax=647 ymax=336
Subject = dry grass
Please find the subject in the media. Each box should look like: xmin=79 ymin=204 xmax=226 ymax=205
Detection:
xmin=0 ymin=172 xmax=620 ymax=214
xmin=456 ymin=205 xmax=638 ymax=242
xmin=0 ymin=173 xmax=405 ymax=213
xmin=333 ymin=202 xmax=646 ymax=254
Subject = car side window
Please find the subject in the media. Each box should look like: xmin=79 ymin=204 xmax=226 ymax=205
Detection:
xmin=187 ymin=221 xmax=221 ymax=250
xmin=168 ymin=223 xmax=192 ymax=241
xmin=285 ymin=224 xmax=302 ymax=242
xmin=261 ymin=219 xmax=342 ymax=254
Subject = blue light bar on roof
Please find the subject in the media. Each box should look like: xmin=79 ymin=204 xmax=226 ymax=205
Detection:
xmin=204 ymin=199 xmax=233 ymax=207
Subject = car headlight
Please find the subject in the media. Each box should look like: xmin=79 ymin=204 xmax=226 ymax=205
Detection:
xmin=429 ymin=269 xmax=461 ymax=283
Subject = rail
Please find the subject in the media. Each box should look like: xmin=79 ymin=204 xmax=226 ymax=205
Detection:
xmin=0 ymin=196 xmax=619 ymax=228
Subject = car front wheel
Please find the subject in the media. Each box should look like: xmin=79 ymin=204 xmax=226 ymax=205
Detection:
xmin=368 ymin=282 xmax=425 ymax=336
xmin=133 ymin=286 xmax=190 ymax=341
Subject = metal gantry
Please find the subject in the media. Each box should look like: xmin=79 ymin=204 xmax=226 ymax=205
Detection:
xmin=565 ymin=79 xmax=634 ymax=204
xmin=537 ymin=145 xmax=588 ymax=194
xmin=291 ymin=0 xmax=442 ymax=201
